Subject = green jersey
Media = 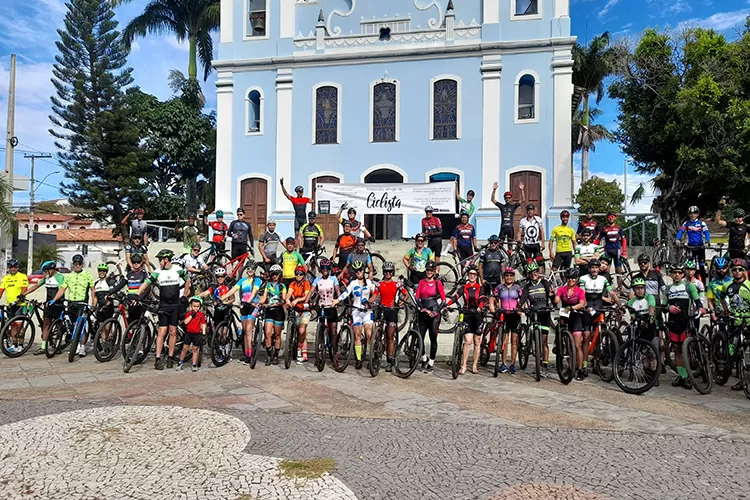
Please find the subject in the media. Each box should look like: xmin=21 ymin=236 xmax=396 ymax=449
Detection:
xmin=718 ymin=279 xmax=750 ymax=325
xmin=61 ymin=270 xmax=96 ymax=302
xmin=626 ymin=294 xmax=655 ymax=318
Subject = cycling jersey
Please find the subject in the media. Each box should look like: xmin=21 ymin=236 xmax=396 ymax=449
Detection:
xmin=264 ymin=282 xmax=287 ymax=307
xmin=1 ymin=272 xmax=28 ymax=304
xmin=94 ymin=276 xmax=117 ymax=301
xmin=228 ymin=219 xmax=253 ymax=245
xmin=597 ymin=225 xmax=626 ymax=250
xmin=519 ymin=216 xmax=543 ymax=245
xmin=62 ymin=271 xmax=96 ymax=302
xmin=336 ymin=233 xmax=358 ymax=265
xmin=125 ymin=243 xmax=148 ymax=256
xmin=492 ymin=283 xmax=522 ymax=311
xmin=574 ymin=243 xmax=601 ymax=269
xmin=633 ymin=270 xmax=666 ymax=303
xmin=182 ymin=254 xmax=206 ymax=274
xmin=180 ymin=223 xmax=200 ymax=249
xmin=288 ymin=280 xmax=311 ymax=310
xmin=556 ymin=285 xmax=585 ymax=307
xmin=207 ymin=282 xmax=231 ymax=302
xmin=340 ymin=218 xmax=366 ymax=238
xmin=676 ymin=219 xmax=710 ymax=246
xmin=112 ymin=268 xmax=151 ymax=296
xmin=421 ymin=216 xmax=442 ymax=237
xmin=578 ymin=274 xmax=612 ymax=310
xmin=376 ymin=280 xmax=406 ymax=308
xmin=129 ymin=219 xmax=147 ymax=238
xmin=458 ymin=197 xmax=475 ymax=217
xmin=299 ymin=223 xmax=323 ymax=251
xmin=493 ymin=201 xmax=520 ymax=228
xmin=281 ymin=250 xmax=305 ymax=279
xmin=339 ymin=279 xmax=376 ymax=309
xmin=448 ymin=281 xmax=484 ymax=309
xmin=728 ymin=221 xmax=749 ymax=251
xmin=260 ymin=230 xmax=281 ymax=258
xmin=707 ymin=275 xmax=732 ymax=313
xmin=404 ymin=247 xmax=434 ymax=273
xmin=453 ymin=223 xmax=475 ymax=248
xmin=479 ymin=249 xmax=505 ymax=282
xmin=312 ymin=276 xmax=339 ymax=308
xmin=551 ymin=225 xmax=576 ymax=253
xmin=236 ymin=276 xmax=263 ymax=304
xmin=717 ymin=279 xmax=750 ymax=325
xmin=627 ymin=294 xmax=655 ymax=317
xmin=576 ymin=219 xmax=598 ymax=236
xmin=209 ymin=221 xmax=228 ymax=243
xmin=521 ymin=278 xmax=554 ymax=309
xmin=291 ymin=197 xmax=311 ymax=222
xmin=347 ymin=252 xmax=372 ymax=270
xmin=145 ymin=266 xmax=188 ymax=305
xmin=415 ymin=279 xmax=446 ymax=312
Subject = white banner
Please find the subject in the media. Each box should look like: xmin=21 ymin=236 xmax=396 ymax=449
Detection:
xmin=314 ymin=182 xmax=456 ymax=216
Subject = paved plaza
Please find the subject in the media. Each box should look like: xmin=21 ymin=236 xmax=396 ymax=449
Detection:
xmin=0 ymin=351 xmax=749 ymax=499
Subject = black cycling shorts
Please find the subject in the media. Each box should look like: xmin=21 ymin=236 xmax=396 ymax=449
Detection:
xmin=499 ymin=226 xmax=514 ymax=242
xmin=158 ymin=304 xmax=180 ymax=327
xmin=128 ymin=302 xmax=145 ymax=323
xmin=523 ymin=244 xmax=543 ymax=262
xmin=212 ymin=241 xmax=226 ymax=254
xmin=553 ymin=252 xmax=573 ymax=270
xmin=503 ymin=312 xmax=521 ymax=332
xmin=322 ymin=307 xmax=338 ymax=324
xmin=184 ymin=332 xmax=203 ymax=347
xmin=294 ymin=217 xmax=305 ymax=232
xmin=382 ymin=308 xmax=399 ymax=326
xmin=45 ymin=303 xmax=65 ymax=320
xmin=409 ymin=271 xmax=426 ymax=285
xmin=96 ymin=303 xmax=114 ymax=323
xmin=427 ymin=237 xmax=443 ymax=258
xmin=7 ymin=304 xmax=22 ymax=318
xmin=231 ymin=242 xmax=247 ymax=260
xmin=582 ymin=310 xmax=602 ymax=332
xmin=464 ymin=312 xmax=482 ymax=333
xmin=456 ymin=245 xmax=473 ymax=261
xmin=482 ymin=280 xmax=499 ymax=297
xmin=564 ymin=311 xmax=584 ymax=333
xmin=686 ymin=245 xmax=706 ymax=264
xmin=265 ymin=306 xmax=286 ymax=325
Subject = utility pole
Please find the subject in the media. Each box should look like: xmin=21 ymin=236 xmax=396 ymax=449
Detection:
xmin=25 ymin=153 xmax=52 ymax=275
xmin=2 ymin=54 xmax=17 ymax=277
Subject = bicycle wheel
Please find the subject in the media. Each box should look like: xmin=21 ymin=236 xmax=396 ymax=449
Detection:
xmin=517 ymin=323 xmax=530 ymax=370
xmin=46 ymin=319 xmax=64 ymax=358
xmin=106 ymin=261 xmax=124 ymax=281
xmin=493 ymin=329 xmax=504 ymax=378
xmin=394 ymin=329 xmax=423 ymax=379
xmin=556 ymin=329 xmax=576 ymax=385
xmin=283 ymin=320 xmax=297 ymax=370
xmin=533 ymin=325 xmax=542 ymax=382
xmin=435 ymin=262 xmax=459 ymax=296
xmin=683 ymin=334 xmax=712 ymax=394
xmin=438 ymin=307 xmax=459 ymax=334
xmin=710 ymin=331 xmax=732 ymax=385
xmin=334 ymin=324 xmax=352 ymax=372
xmin=740 ymin=347 xmax=750 ymax=400
xmin=210 ymin=321 xmax=233 ymax=367
xmin=398 ymin=306 xmax=409 ymax=332
xmin=369 ymin=252 xmax=386 ymax=280
xmin=0 ymin=316 xmax=36 ymax=358
xmin=478 ymin=323 xmax=491 ymax=367
xmin=250 ymin=320 xmax=263 ymax=369
xmin=94 ymin=317 xmax=122 ymax=362
xmin=594 ymin=329 xmax=619 ymax=383
xmin=662 ymin=327 xmax=677 ymax=373
xmin=614 ymin=338 xmax=661 ymax=394
xmin=123 ymin=322 xmax=146 ymax=373
xmin=315 ymin=324 xmax=326 ymax=372
xmin=451 ymin=324 xmax=464 ymax=379
xmin=620 ymin=259 xmax=632 ymax=288
xmin=369 ymin=328 xmax=384 ymax=377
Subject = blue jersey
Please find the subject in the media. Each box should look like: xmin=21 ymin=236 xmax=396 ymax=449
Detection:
xmin=236 ymin=276 xmax=263 ymax=304
xmin=676 ymin=219 xmax=710 ymax=246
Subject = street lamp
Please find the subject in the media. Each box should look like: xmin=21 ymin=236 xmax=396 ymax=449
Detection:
xmin=26 ymin=167 xmax=59 ymax=275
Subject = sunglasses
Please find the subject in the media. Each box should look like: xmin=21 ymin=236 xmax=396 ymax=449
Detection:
xmin=566 ymin=276 xmax=577 ymax=280
xmin=732 ymin=267 xmax=746 ymax=272
xmin=468 ymin=271 xmax=478 ymax=275
xmin=294 ymin=271 xmax=305 ymax=276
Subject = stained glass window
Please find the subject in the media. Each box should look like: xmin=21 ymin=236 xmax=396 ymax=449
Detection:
xmin=372 ymin=82 xmax=397 ymax=142
xmin=315 ymin=86 xmax=338 ymax=144
xmin=433 ymin=79 xmax=458 ymax=140
xmin=518 ymin=75 xmax=535 ymax=120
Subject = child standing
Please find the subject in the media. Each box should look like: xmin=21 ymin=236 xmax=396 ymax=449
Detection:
xmin=178 ymin=296 xmax=207 ymax=372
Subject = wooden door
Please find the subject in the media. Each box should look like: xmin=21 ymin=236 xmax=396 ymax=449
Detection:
xmin=312 ymin=176 xmax=341 ymax=243
xmin=240 ymin=178 xmax=268 ymax=240
xmin=509 ymin=171 xmax=542 ymax=232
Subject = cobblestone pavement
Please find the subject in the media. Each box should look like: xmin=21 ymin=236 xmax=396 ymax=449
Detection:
xmin=1 ymin=352 xmax=750 ymax=499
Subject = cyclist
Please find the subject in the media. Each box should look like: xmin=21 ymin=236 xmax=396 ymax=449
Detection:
xmin=228 ymin=207 xmax=254 ymax=260
xmin=259 ymin=219 xmax=282 ymax=265
xmin=372 ymin=261 xmax=406 ymax=372
xmin=574 ymin=228 xmax=601 ymax=276
xmin=478 ymin=235 xmax=505 ymax=296
xmin=298 ymin=211 xmax=324 ymax=262
xmin=577 ymin=259 xmax=620 ymax=380
xmin=334 ymin=260 xmax=376 ymax=370
xmin=491 ymin=181 xmax=525 ymax=249
xmin=519 ymin=203 xmax=545 ymax=274
xmin=549 ymin=210 xmax=576 ymax=271
xmin=175 ymin=212 xmax=201 ymax=255
xmin=631 ymin=254 xmax=666 ymax=304
xmin=341 ymin=238 xmax=373 ymax=281
xmin=685 ymin=260 xmax=706 ymax=307
xmin=422 ymin=206 xmax=443 ymax=263
xmin=177 ymin=296 xmax=206 ymax=372
xmin=280 ymin=179 xmax=311 ymax=237
xmin=122 ymin=207 xmax=148 ymax=246
xmin=311 ymin=259 xmax=342 ymax=365
xmin=137 ymin=249 xmax=191 ymax=370
xmin=125 ymin=234 xmax=151 ymax=272
xmin=676 ymin=206 xmax=710 ymax=282
xmin=715 ymin=203 xmax=749 ymax=259
xmin=336 ymin=205 xmax=371 ymax=240
xmin=109 ymin=253 xmax=150 ymax=324
xmin=0 ymin=258 xmax=29 ymax=353
xmin=595 ymin=212 xmax=627 ymax=278
xmin=445 ymin=265 xmax=486 ymax=375
xmin=259 ymin=264 xmax=287 ymax=366
xmin=50 ymin=254 xmax=96 ymax=357
xmin=598 ymin=254 xmax=614 ymax=283
xmin=25 ymin=261 xmax=65 ymax=355
xmin=451 ymin=211 xmax=477 ymax=263
xmin=183 ymin=243 xmax=209 ymax=279
xmin=519 ymin=262 xmax=556 ymax=377
xmin=332 ymin=220 xmax=357 ymax=272
xmin=489 ymin=267 xmax=522 ymax=374
xmin=665 ymin=262 xmax=704 ymax=389
xmin=707 ymin=257 xmax=731 ymax=322
xmin=576 ymin=208 xmax=599 ymax=239
xmin=555 ymin=268 xmax=587 ymax=378
xmin=93 ymin=262 xmax=117 ymax=328
xmin=456 ymin=183 xmax=476 ymax=221
xmin=285 ymin=265 xmax=312 ymax=364
xmin=220 ymin=263 xmax=263 ymax=365
xmin=208 ymin=210 xmax=229 ymax=257
xmin=280 ymin=237 xmax=305 ymax=288
xmin=716 ymin=258 xmax=750 ymax=390
xmin=414 ymin=260 xmax=447 ymax=374
xmin=403 ymin=233 xmax=434 ymax=285
xmin=198 ymin=267 xmax=234 ymax=328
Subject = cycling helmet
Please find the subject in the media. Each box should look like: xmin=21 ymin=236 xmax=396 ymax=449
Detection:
xmin=294 ymin=185 xmax=304 ymax=193
xmin=425 ymin=261 xmax=437 ymax=271
xmin=415 ymin=232 xmax=425 ymax=241
xmin=467 ymin=190 xmax=475 ymax=196
xmin=171 ymin=256 xmax=183 ymax=266
xmin=244 ymin=261 xmax=257 ymax=273
xmin=503 ymin=267 xmax=515 ymax=275
xmin=215 ymin=210 xmax=224 ymax=217
xmin=466 ymin=265 xmax=478 ymax=274
xmin=424 ymin=205 xmax=434 ymax=212
xmin=188 ymin=212 xmax=196 ymax=219
xmin=191 ymin=242 xmax=201 ymax=250
xmin=236 ymin=207 xmax=245 ymax=214
xmin=588 ymin=259 xmax=601 ymax=267
xmin=580 ymin=228 xmax=593 ymax=236
xmin=731 ymin=258 xmax=747 ymax=269
xmin=342 ymin=220 xmax=352 ymax=227
xmin=560 ymin=210 xmax=570 ymax=217
xmin=599 ymin=254 xmax=612 ymax=263
xmin=671 ymin=263 xmax=685 ymax=271
xmin=637 ymin=254 xmax=650 ymax=263
xmin=607 ymin=211 xmax=616 ymax=217
xmin=308 ymin=211 xmax=317 ymax=219
xmin=356 ymin=237 xmax=366 ymax=245
xmin=526 ymin=204 xmax=535 ymax=211
xmin=383 ymin=261 xmax=396 ymax=273
xmin=564 ymin=268 xmax=579 ymax=279
xmin=190 ymin=296 xmax=203 ymax=305
xmin=267 ymin=218 xmax=276 ymax=225
xmin=7 ymin=258 xmax=19 ymax=268
xmin=134 ymin=208 xmax=145 ymax=214
xmin=156 ymin=249 xmax=174 ymax=260
xmin=688 ymin=205 xmax=699 ymax=214
xmin=285 ymin=236 xmax=296 ymax=244
xmin=735 ymin=208 xmax=746 ymax=218
xmin=459 ymin=210 xmax=469 ymax=217
xmin=294 ymin=265 xmax=306 ymax=275
xmin=130 ymin=253 xmax=143 ymax=263
xmin=347 ymin=208 xmax=357 ymax=215
xmin=214 ymin=267 xmax=227 ymax=276
xmin=488 ymin=234 xmax=499 ymax=242
xmin=714 ymin=257 xmax=729 ymax=269
xmin=72 ymin=254 xmax=84 ymax=264
xmin=319 ymin=258 xmax=331 ymax=270
xmin=269 ymin=264 xmax=282 ymax=274
xmin=351 ymin=261 xmax=365 ymax=272
xmin=132 ymin=233 xmax=142 ymax=240
xmin=632 ymin=277 xmax=647 ymax=287
xmin=503 ymin=191 xmax=512 ymax=198
xmin=41 ymin=261 xmax=57 ymax=271
xmin=684 ymin=260 xmax=698 ymax=270
xmin=526 ymin=262 xmax=539 ymax=273
xmin=97 ymin=263 xmax=109 ymax=272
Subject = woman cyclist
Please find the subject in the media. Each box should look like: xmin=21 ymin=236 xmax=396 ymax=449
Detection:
xmin=285 ymin=265 xmax=312 ymax=364
xmin=372 ymin=261 xmax=407 ymax=372
xmin=403 ymin=233 xmax=434 ymax=285
xmin=555 ymin=268 xmax=587 ymax=379
xmin=220 ymin=262 xmax=263 ymax=365
xmin=334 ymin=260 xmax=377 ymax=370
xmin=490 ymin=267 xmax=522 ymax=374
xmin=259 ymin=264 xmax=287 ymax=366
xmin=415 ymin=260 xmax=447 ymax=374
xmin=312 ymin=259 xmax=341 ymax=365
xmin=445 ymin=265 xmax=486 ymax=374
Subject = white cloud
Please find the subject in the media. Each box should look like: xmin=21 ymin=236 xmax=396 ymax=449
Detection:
xmin=165 ymin=37 xmax=191 ymax=52
xmin=678 ymin=10 xmax=750 ymax=31
xmin=598 ymin=0 xmax=620 ymax=19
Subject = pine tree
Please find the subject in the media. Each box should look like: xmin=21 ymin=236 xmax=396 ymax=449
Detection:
xmin=49 ymin=0 xmax=148 ymax=239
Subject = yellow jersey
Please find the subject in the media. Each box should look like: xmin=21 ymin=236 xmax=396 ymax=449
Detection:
xmin=551 ymin=225 xmax=576 ymax=253
xmin=1 ymin=272 xmax=29 ymax=304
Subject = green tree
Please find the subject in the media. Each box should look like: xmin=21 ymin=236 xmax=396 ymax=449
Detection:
xmin=573 ymin=31 xmax=623 ymax=183
xmin=575 ymin=176 xmax=625 ymax=226
xmin=49 ymin=0 xmax=149 ymax=240
xmin=0 ymin=176 xmax=15 ymax=232
xmin=22 ymin=244 xmax=63 ymax=273
xmin=572 ymin=107 xmax=613 ymax=158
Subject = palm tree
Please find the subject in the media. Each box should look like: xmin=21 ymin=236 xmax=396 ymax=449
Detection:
xmin=119 ymin=0 xmax=220 ymax=82
xmin=572 ymin=106 xmax=613 ymax=161
xmin=572 ymin=31 xmax=621 ymax=183
xmin=0 ymin=176 xmax=15 ymax=232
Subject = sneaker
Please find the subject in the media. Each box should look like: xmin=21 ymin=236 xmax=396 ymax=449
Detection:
xmin=176 ymin=362 xmax=184 ymax=371
xmin=166 ymin=357 xmax=174 ymax=369
xmin=420 ymin=358 xmax=428 ymax=371
xmin=541 ymin=364 xmax=549 ymax=378
xmin=191 ymin=365 xmax=199 ymax=372
xmin=265 ymin=356 xmax=272 ymax=366
xmin=77 ymin=345 xmax=85 ymax=357
xmin=355 ymin=359 xmax=362 ymax=370
xmin=682 ymin=377 xmax=693 ymax=390
xmin=33 ymin=347 xmax=45 ymax=356
xmin=271 ymin=355 xmax=279 ymax=365
xmin=297 ymin=348 xmax=302 ymax=360
xmin=238 ymin=357 xmax=250 ymax=366
xmin=6 ymin=345 xmax=16 ymax=353
xmin=385 ymin=362 xmax=393 ymax=373
xmin=297 ymin=357 xmax=304 ymax=365
xmin=302 ymin=356 xmax=308 ymax=363
xmin=575 ymin=370 xmax=585 ymax=381
xmin=672 ymin=376 xmax=683 ymax=387
xmin=155 ymin=357 xmax=164 ymax=370
xmin=582 ymin=367 xmax=589 ymax=378
xmin=499 ymin=364 xmax=508 ymax=374
xmin=425 ymin=364 xmax=434 ymax=374
xmin=732 ymin=380 xmax=743 ymax=391
xmin=509 ymin=364 xmax=516 ymax=375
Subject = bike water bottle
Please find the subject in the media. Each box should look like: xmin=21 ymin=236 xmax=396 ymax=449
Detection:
xmin=236 ymin=326 xmax=243 ymax=338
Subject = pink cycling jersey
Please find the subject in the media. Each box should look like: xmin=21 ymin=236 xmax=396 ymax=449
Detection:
xmin=493 ymin=283 xmax=522 ymax=311
xmin=556 ymin=285 xmax=585 ymax=307
xmin=416 ymin=279 xmax=446 ymax=311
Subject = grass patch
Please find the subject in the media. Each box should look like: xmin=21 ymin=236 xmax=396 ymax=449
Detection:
xmin=279 ymin=458 xmax=336 ymax=480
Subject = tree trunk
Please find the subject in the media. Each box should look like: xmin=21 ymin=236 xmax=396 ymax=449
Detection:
xmin=581 ymin=146 xmax=590 ymax=184
xmin=188 ymin=35 xmax=197 ymax=80
xmin=581 ymin=93 xmax=590 ymax=183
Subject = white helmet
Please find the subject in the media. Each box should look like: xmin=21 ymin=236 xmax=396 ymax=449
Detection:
xmin=267 ymin=218 xmax=276 ymax=225
xmin=214 ymin=267 xmax=226 ymax=276
xmin=270 ymin=264 xmax=282 ymax=274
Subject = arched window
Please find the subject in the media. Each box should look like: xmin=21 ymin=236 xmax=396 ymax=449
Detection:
xmin=245 ymin=88 xmax=263 ymax=134
xmin=431 ymin=77 xmax=460 ymax=140
xmin=516 ymin=73 xmax=538 ymax=122
xmin=371 ymin=80 xmax=399 ymax=142
xmin=314 ymin=85 xmax=340 ymax=144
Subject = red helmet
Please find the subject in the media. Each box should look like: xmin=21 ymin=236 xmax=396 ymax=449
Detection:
xmin=294 ymin=265 xmax=306 ymax=275
xmin=560 ymin=210 xmax=570 ymax=217
xmin=503 ymin=191 xmax=512 ymax=198
xmin=134 ymin=208 xmax=145 ymax=215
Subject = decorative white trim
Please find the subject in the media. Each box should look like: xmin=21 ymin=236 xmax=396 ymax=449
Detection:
xmin=311 ymin=82 xmax=343 ymax=145
xmin=552 ymin=50 xmax=574 ymax=207
xmin=220 ymin=0 xmax=233 ymax=43
xmin=554 ymin=0 xmax=569 ymax=18
xmin=326 ymin=0 xmax=356 ymax=36
xmin=243 ymin=0 xmax=270 ymax=41
xmin=360 ymin=164 xmax=410 ymax=239
xmin=236 ymin=173 xmax=273 ymax=218
xmin=413 ymin=0 xmax=444 ymax=30
xmin=481 ymin=57 xmax=502 ymax=209
xmin=514 ymin=69 xmax=540 ymax=124
xmin=244 ymin=86 xmax=264 ymax=135
xmin=429 ymin=75 xmax=462 ymax=141
xmin=484 ymin=0 xmax=499 ymax=23
xmin=511 ymin=0 xmax=543 ymax=21
xmin=424 ymin=167 xmax=464 ymax=194
xmin=275 ymin=68 xmax=294 ymax=212
xmin=369 ymin=78 xmax=400 ymax=143
xmin=215 ymin=71 xmax=234 ymax=213
xmin=504 ymin=165 xmax=547 ymax=221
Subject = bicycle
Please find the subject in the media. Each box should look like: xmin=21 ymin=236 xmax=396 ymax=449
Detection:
xmin=311 ymin=305 xmax=337 ymax=372
xmin=710 ymin=315 xmax=739 ymax=386
xmin=681 ymin=312 xmax=712 ymax=394
xmin=46 ymin=303 xmax=76 ymax=359
xmin=521 ymin=307 xmax=567 ymax=382
xmin=122 ymin=299 xmax=188 ymax=373
xmin=64 ymin=303 xmax=96 ymax=363
xmin=552 ymin=308 xmax=577 ymax=384
xmin=447 ymin=307 xmax=483 ymax=379
xmin=586 ymin=307 xmax=620 ymax=382
xmin=211 ymin=304 xmax=243 ymax=367
xmin=368 ymin=305 xmax=397 ymax=377
xmin=613 ymin=306 xmax=662 ymax=394
xmin=248 ymin=306 xmax=266 ymax=369
xmin=0 ymin=300 xmax=43 ymax=358
xmin=651 ymin=239 xmax=672 ymax=274
xmin=93 ymin=295 xmax=129 ymax=362
xmin=284 ymin=308 xmax=304 ymax=369
xmin=393 ymin=300 xmax=425 ymax=379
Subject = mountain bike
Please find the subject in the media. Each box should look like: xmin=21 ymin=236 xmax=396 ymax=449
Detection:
xmin=393 ymin=301 xmax=425 ymax=379
xmin=368 ymin=305 xmax=393 ymax=377
xmin=249 ymin=306 xmax=266 ymax=369
xmin=520 ymin=307 xmax=563 ymax=382
xmin=46 ymin=303 xmax=75 ymax=358
xmin=0 ymin=300 xmax=43 ymax=358
xmin=284 ymin=308 xmax=302 ymax=369
xmin=680 ymin=313 xmax=712 ymax=394
xmin=710 ymin=315 xmax=740 ymax=386
xmin=613 ymin=307 xmax=662 ymax=394
xmin=448 ymin=308 xmax=480 ymax=379
xmin=94 ymin=294 xmax=129 ymax=362
xmin=552 ymin=308 xmax=577 ymax=384
xmin=211 ymin=304 xmax=243 ymax=367
xmin=122 ymin=299 xmax=188 ymax=373
xmin=587 ymin=307 xmax=620 ymax=382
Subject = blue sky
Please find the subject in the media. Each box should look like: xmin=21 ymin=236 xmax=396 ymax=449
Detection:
xmin=1 ymin=0 xmax=749 ymax=211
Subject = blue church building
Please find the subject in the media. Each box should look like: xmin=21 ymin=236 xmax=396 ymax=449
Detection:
xmin=213 ymin=0 xmax=575 ymax=240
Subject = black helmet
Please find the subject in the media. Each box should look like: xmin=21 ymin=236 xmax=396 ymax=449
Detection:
xmin=285 ymin=236 xmax=296 ymax=244
xmin=41 ymin=261 xmax=57 ymax=271
xmin=351 ymin=260 xmax=365 ymax=272
xmin=7 ymin=258 xmax=19 ymax=268
xmin=72 ymin=254 xmax=84 ymax=264
xmin=588 ymin=259 xmax=601 ymax=267
xmin=294 ymin=185 xmax=304 ymax=193
xmin=356 ymin=237 xmax=366 ymax=245
xmin=236 ymin=207 xmax=245 ymax=214
xmin=156 ymin=249 xmax=174 ymax=260
xmin=425 ymin=261 xmax=437 ymax=271
xmin=580 ymin=227 xmax=592 ymax=236
xmin=526 ymin=203 xmax=535 ymax=210
xmin=383 ymin=261 xmax=395 ymax=273
xmin=488 ymin=234 xmax=499 ymax=242
xmin=637 ymin=253 xmax=650 ymax=263
xmin=347 ymin=207 xmax=357 ymax=215
xmin=308 ymin=211 xmax=317 ymax=219
xmin=564 ymin=268 xmax=579 ymax=279
xmin=415 ymin=232 xmax=425 ymax=241
xmin=735 ymin=208 xmax=746 ymax=219
xmin=130 ymin=253 xmax=144 ymax=263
